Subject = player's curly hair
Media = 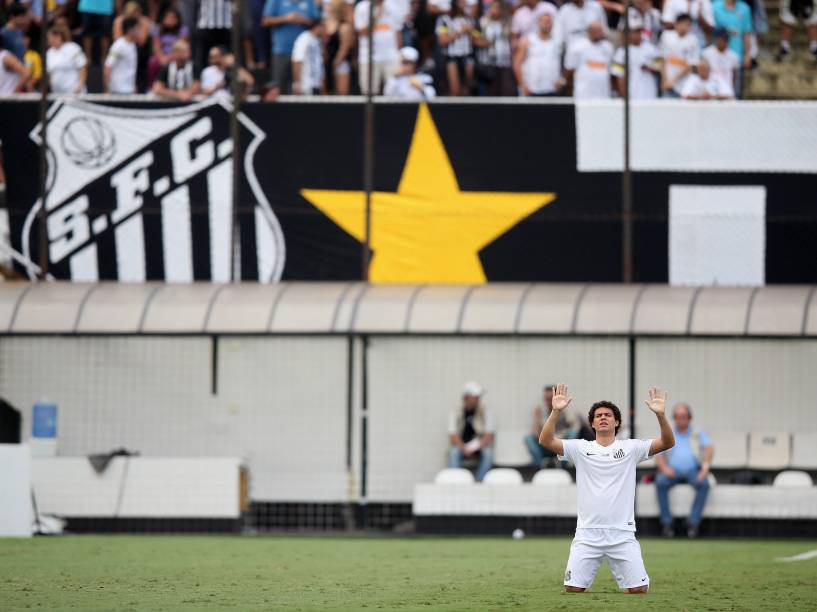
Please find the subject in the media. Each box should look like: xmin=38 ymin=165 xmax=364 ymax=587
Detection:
xmin=588 ymin=401 xmax=622 ymax=435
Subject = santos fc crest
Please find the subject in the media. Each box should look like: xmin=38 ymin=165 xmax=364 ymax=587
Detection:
xmin=22 ymin=99 xmax=285 ymax=282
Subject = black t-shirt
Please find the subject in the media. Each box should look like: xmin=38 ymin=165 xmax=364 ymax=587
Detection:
xmin=157 ymin=61 xmax=195 ymax=91
xmin=461 ymin=408 xmax=477 ymax=443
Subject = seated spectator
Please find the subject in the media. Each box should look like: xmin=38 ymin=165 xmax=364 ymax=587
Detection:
xmin=712 ymin=0 xmax=751 ymax=95
xmin=355 ymin=0 xmax=401 ymax=94
xmin=662 ymin=0 xmax=714 ymax=47
xmin=292 ymin=19 xmax=325 ymax=95
xmin=201 ymin=44 xmax=227 ymax=96
xmin=104 ymin=16 xmax=139 ymax=94
xmin=513 ymin=13 xmax=562 ymax=96
xmin=436 ymin=0 xmax=476 ymax=95
xmin=46 ymin=25 xmax=88 ymax=94
xmin=611 ymin=15 xmax=660 ymax=98
xmin=564 ymin=20 xmax=614 ymax=98
xmin=1 ymin=3 xmax=29 ymax=61
xmin=263 ymin=0 xmax=321 ymax=94
xmin=448 ymin=382 xmax=493 ymax=482
xmin=147 ymin=7 xmax=189 ymax=88
xmin=654 ymin=402 xmax=713 ymax=538
xmin=78 ymin=0 xmax=115 ymax=64
xmin=152 ymin=39 xmax=199 ymax=101
xmin=511 ymin=0 xmax=556 ymax=45
xmin=0 ymin=41 xmax=30 ymax=93
xmin=384 ymin=45 xmax=436 ymax=98
xmin=619 ymin=0 xmax=663 ymax=46
xmin=703 ymin=26 xmax=738 ymax=93
xmin=324 ymin=0 xmax=354 ymax=95
xmin=553 ymin=0 xmax=608 ymax=55
xmin=475 ymin=0 xmax=514 ymax=96
xmin=681 ymin=57 xmax=734 ymax=97
xmin=777 ymin=0 xmax=817 ymax=61
xmin=524 ymin=385 xmax=580 ymax=468
xmin=659 ymin=12 xmax=699 ymax=97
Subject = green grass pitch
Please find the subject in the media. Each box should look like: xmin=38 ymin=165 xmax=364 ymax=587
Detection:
xmin=1 ymin=535 xmax=816 ymax=610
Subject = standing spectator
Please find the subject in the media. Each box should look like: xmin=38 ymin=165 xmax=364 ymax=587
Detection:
xmin=152 ymin=39 xmax=199 ymax=100
xmin=201 ymin=44 xmax=227 ymax=96
xmin=703 ymin=26 xmax=738 ymax=92
xmin=475 ymin=0 xmax=514 ymax=96
xmin=248 ymin=0 xmax=270 ymax=70
xmin=384 ymin=45 xmax=436 ymax=97
xmin=619 ymin=0 xmax=663 ymax=45
xmin=46 ymin=25 xmax=88 ymax=93
xmin=659 ymin=12 xmax=699 ymax=97
xmin=681 ymin=57 xmax=734 ymax=97
xmin=523 ymin=385 xmax=581 ymax=469
xmin=662 ymin=0 xmax=714 ymax=46
xmin=104 ymin=15 xmax=138 ymax=93
xmin=78 ymin=0 xmax=117 ymax=64
xmin=777 ymin=0 xmax=817 ymax=61
xmin=513 ymin=13 xmax=562 ymax=96
xmin=0 ymin=41 xmax=30 ymax=93
xmin=22 ymin=33 xmax=41 ymax=90
xmin=1 ymin=3 xmax=29 ymax=61
xmin=553 ymin=0 xmax=608 ymax=55
xmin=711 ymin=0 xmax=751 ymax=95
xmin=354 ymin=0 xmax=401 ymax=94
xmin=291 ymin=19 xmax=324 ymax=95
xmin=654 ymin=403 xmax=714 ymax=537
xmin=564 ymin=20 xmax=614 ymax=98
xmin=436 ymin=0 xmax=476 ymax=95
xmin=147 ymin=7 xmax=189 ymax=88
xmin=325 ymin=0 xmax=354 ymax=95
xmin=511 ymin=0 xmax=556 ymax=44
xmin=197 ymin=0 xmax=233 ymax=72
xmin=263 ymin=0 xmax=321 ymax=94
xmin=611 ymin=15 xmax=660 ymax=98
xmin=447 ymin=382 xmax=494 ymax=482
xmin=113 ymin=1 xmax=153 ymax=92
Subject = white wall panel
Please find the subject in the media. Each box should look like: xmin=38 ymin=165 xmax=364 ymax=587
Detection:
xmin=366 ymin=337 xmax=629 ymax=502
xmin=635 ymin=339 xmax=817 ymax=438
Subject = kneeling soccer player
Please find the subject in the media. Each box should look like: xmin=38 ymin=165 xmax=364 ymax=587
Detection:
xmin=539 ymin=384 xmax=675 ymax=593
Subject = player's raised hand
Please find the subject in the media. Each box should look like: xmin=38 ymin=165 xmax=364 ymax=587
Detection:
xmin=644 ymin=387 xmax=668 ymax=415
xmin=552 ymin=383 xmax=572 ymax=411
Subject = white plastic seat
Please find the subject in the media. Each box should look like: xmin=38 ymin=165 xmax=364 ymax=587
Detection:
xmin=791 ymin=433 xmax=817 ymax=470
xmin=493 ymin=429 xmax=533 ymax=466
xmin=709 ymin=432 xmax=749 ymax=469
xmin=532 ymin=469 xmax=573 ymax=486
xmin=773 ymin=470 xmax=814 ymax=488
xmin=482 ymin=468 xmax=523 ymax=485
xmin=434 ymin=468 xmax=475 ymax=484
xmin=748 ymin=432 xmax=791 ymax=470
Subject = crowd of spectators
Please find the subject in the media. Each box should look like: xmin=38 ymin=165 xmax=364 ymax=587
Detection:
xmin=0 ymin=0 xmax=813 ymax=99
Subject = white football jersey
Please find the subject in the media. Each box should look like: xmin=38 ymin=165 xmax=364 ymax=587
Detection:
xmin=559 ymin=437 xmax=653 ymax=531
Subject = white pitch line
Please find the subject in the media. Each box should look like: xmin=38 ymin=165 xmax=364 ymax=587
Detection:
xmin=775 ymin=550 xmax=817 ymax=562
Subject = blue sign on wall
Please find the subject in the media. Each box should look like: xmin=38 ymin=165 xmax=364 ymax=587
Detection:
xmin=32 ymin=402 xmax=57 ymax=438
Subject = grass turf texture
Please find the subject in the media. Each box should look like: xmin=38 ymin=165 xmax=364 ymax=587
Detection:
xmin=1 ymin=536 xmax=816 ymax=610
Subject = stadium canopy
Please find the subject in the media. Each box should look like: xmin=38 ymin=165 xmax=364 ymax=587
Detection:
xmin=0 ymin=283 xmax=815 ymax=336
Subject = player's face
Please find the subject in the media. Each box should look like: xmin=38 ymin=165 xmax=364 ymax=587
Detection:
xmin=592 ymin=408 xmax=618 ymax=433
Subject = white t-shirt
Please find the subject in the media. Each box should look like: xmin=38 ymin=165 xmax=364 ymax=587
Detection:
xmin=565 ymin=37 xmax=614 ymax=99
xmin=553 ymin=0 xmax=607 ymax=54
xmin=521 ymin=33 xmax=561 ymax=94
xmin=661 ymin=0 xmax=714 ymax=27
xmin=702 ymin=44 xmax=738 ymax=87
xmin=659 ymin=29 xmax=699 ymax=94
xmin=610 ymin=42 xmax=660 ymax=99
xmin=354 ymin=0 xmax=401 ymax=64
xmin=46 ymin=41 xmax=87 ymax=94
xmin=559 ymin=438 xmax=653 ymax=531
xmin=0 ymin=50 xmax=22 ymax=94
xmin=200 ymin=65 xmax=225 ymax=93
xmin=511 ymin=1 xmax=558 ymax=37
xmin=105 ymin=37 xmax=137 ymax=94
xmin=291 ymin=30 xmax=324 ymax=94
xmin=681 ymin=72 xmax=734 ymax=98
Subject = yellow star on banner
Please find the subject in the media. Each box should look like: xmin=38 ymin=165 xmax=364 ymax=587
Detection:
xmin=300 ymin=104 xmax=556 ymax=284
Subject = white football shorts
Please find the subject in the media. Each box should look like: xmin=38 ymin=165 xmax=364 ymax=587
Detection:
xmin=564 ymin=528 xmax=650 ymax=590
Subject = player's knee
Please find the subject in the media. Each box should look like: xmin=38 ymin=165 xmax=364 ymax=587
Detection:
xmin=626 ymin=586 xmax=648 ymax=594
xmin=564 ymin=586 xmax=586 ymax=593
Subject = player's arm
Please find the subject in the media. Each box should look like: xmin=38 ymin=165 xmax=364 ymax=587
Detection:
xmin=645 ymin=387 xmax=674 ymax=456
xmin=538 ymin=383 xmax=572 ymax=456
